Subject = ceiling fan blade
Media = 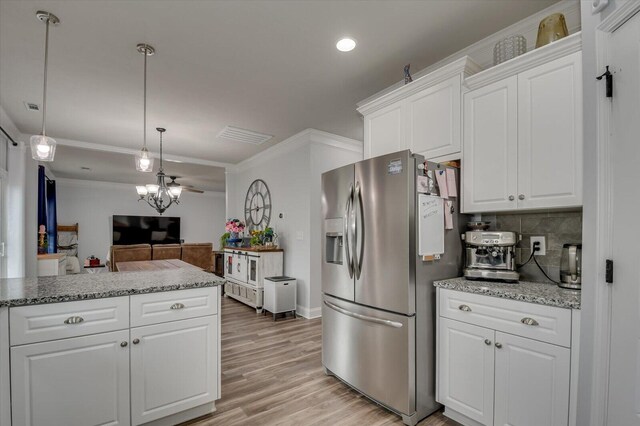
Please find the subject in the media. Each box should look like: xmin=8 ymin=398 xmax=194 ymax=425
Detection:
xmin=183 ymin=187 xmax=204 ymax=194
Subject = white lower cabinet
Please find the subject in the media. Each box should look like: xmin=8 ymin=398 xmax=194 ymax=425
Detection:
xmin=11 ymin=330 xmax=131 ymax=426
xmin=437 ymin=288 xmax=575 ymax=426
xmin=130 ymin=316 xmax=218 ymax=425
xmin=493 ymin=332 xmax=570 ymax=426
xmin=5 ymin=287 xmax=221 ymax=426
xmin=438 ymin=318 xmax=494 ymax=425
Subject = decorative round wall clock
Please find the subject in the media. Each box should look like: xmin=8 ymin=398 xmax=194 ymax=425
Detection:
xmin=244 ymin=179 xmax=272 ymax=232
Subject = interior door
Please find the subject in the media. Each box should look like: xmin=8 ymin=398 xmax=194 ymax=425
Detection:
xmin=354 ymin=150 xmax=414 ymax=315
xmin=494 ymin=331 xmax=570 ymax=426
xmin=321 ymin=164 xmax=355 ymax=301
xmin=437 ymin=318 xmax=494 ymax=425
xmin=606 ymin=11 xmax=640 ymax=426
xmin=131 ymin=316 xmax=217 ymax=425
xmin=11 ymin=330 xmax=130 ymax=426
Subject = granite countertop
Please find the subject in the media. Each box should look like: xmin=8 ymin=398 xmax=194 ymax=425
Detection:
xmin=434 ymin=277 xmax=581 ymax=309
xmin=0 ymin=269 xmax=225 ymax=307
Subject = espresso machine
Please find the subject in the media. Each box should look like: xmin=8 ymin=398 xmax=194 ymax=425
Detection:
xmin=463 ymin=231 xmax=519 ymax=282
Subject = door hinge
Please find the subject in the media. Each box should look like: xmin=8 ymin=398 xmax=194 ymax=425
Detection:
xmin=596 ymin=66 xmax=613 ymax=98
xmin=606 ymin=259 xmax=614 ymax=284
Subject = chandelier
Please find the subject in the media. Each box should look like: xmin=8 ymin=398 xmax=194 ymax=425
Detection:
xmin=135 ymin=128 xmax=182 ymax=214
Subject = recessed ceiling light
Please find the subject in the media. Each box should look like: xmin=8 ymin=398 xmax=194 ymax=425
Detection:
xmin=336 ymin=37 xmax=357 ymax=52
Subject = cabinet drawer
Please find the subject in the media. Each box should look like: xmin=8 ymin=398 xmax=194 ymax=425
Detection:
xmin=130 ymin=287 xmax=218 ymax=327
xmin=10 ymin=297 xmax=130 ymax=346
xmin=439 ymin=289 xmax=571 ymax=347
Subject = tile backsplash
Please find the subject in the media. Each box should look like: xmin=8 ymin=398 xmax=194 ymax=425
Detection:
xmin=480 ymin=210 xmax=582 ymax=283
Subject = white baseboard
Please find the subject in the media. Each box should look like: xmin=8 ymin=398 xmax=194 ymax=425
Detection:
xmin=296 ymin=304 xmax=322 ymax=319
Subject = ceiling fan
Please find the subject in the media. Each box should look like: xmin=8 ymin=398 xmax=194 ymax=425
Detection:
xmin=167 ymin=176 xmax=205 ymax=194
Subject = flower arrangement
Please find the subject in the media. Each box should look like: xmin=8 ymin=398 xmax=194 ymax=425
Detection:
xmin=225 ymin=219 xmax=245 ymax=234
xmin=249 ymin=227 xmax=277 ymax=248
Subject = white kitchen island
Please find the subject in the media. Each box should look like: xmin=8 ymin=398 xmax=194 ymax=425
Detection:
xmin=0 ymin=269 xmax=224 ymax=426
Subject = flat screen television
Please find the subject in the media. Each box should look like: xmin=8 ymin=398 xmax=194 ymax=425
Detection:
xmin=112 ymin=215 xmax=181 ymax=245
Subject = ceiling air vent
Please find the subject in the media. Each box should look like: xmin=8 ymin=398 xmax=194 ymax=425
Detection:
xmin=24 ymin=102 xmax=40 ymax=112
xmin=216 ymin=126 xmax=273 ymax=145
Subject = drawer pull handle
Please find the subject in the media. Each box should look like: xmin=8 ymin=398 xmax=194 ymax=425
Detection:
xmin=495 ymin=342 xmax=503 ymax=349
xmin=132 ymin=338 xmax=140 ymax=345
xmin=120 ymin=341 xmax=128 ymax=347
xmin=458 ymin=304 xmax=472 ymax=312
xmin=64 ymin=316 xmax=84 ymax=325
xmin=170 ymin=303 xmax=185 ymax=310
xmin=484 ymin=339 xmax=492 ymax=346
xmin=521 ymin=317 xmax=539 ymax=326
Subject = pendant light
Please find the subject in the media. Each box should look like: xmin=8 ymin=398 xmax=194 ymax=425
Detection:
xmin=134 ymin=43 xmax=155 ymax=172
xmin=30 ymin=11 xmax=60 ymax=162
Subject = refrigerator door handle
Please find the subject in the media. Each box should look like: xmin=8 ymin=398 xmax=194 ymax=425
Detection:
xmin=323 ymin=300 xmax=403 ymax=328
xmin=344 ymin=184 xmax=354 ymax=278
xmin=353 ymin=181 xmax=364 ymax=280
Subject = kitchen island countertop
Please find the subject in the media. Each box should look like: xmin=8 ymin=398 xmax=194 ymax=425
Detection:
xmin=434 ymin=277 xmax=581 ymax=309
xmin=0 ymin=269 xmax=225 ymax=307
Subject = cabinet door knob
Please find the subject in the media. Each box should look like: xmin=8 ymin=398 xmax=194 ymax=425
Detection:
xmin=495 ymin=342 xmax=503 ymax=349
xmin=458 ymin=304 xmax=472 ymax=312
xmin=518 ymin=194 xmax=525 ymax=200
xmin=170 ymin=303 xmax=185 ymax=310
xmin=120 ymin=341 xmax=128 ymax=347
xmin=521 ymin=317 xmax=539 ymax=326
xmin=508 ymin=195 xmax=515 ymax=201
xmin=64 ymin=316 xmax=84 ymax=325
xmin=132 ymin=338 xmax=140 ymax=345
xmin=484 ymin=339 xmax=492 ymax=346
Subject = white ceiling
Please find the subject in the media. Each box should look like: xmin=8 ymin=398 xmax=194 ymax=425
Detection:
xmin=1 ymin=0 xmax=558 ymax=177
xmin=52 ymin=145 xmax=226 ymax=192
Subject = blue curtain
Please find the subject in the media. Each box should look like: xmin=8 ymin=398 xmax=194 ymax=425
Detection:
xmin=46 ymin=179 xmax=57 ymax=253
xmin=37 ymin=165 xmax=58 ymax=253
xmin=37 ymin=166 xmax=47 ymax=253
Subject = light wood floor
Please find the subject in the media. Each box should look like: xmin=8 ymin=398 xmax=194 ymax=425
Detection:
xmin=184 ymin=296 xmax=459 ymax=426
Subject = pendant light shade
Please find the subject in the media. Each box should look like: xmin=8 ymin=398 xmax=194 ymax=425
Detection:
xmin=30 ymin=11 xmax=59 ymax=162
xmin=135 ymin=43 xmax=155 ymax=172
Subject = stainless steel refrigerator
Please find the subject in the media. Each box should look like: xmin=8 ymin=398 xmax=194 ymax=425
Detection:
xmin=321 ymin=150 xmax=463 ymax=426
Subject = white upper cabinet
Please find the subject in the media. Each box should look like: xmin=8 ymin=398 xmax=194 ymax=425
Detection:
xmin=358 ymin=57 xmax=481 ymax=160
xmin=365 ymin=102 xmax=405 ymax=158
xmin=462 ymin=76 xmax=518 ymax=213
xmin=462 ymin=36 xmax=582 ymax=213
xmin=406 ymin=75 xmax=462 ymax=159
xmin=517 ymin=52 xmax=582 ymax=210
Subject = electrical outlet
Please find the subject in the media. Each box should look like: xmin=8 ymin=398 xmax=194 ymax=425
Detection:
xmin=530 ymin=236 xmax=546 ymax=256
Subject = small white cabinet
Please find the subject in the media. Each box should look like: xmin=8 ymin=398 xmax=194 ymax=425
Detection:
xmin=358 ymin=57 xmax=481 ymax=161
xmin=365 ymin=102 xmax=404 ymax=158
xmin=494 ymin=332 xmax=570 ymax=426
xmin=131 ymin=315 xmax=218 ymax=425
xmin=11 ymin=330 xmax=131 ymax=426
xmin=462 ymin=47 xmax=582 ymax=213
xmin=224 ymin=248 xmax=284 ymax=312
xmin=437 ymin=288 xmax=578 ymax=426
xmin=438 ymin=318 xmax=494 ymax=425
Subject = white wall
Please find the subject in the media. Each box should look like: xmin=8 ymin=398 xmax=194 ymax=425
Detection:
xmin=56 ymin=179 xmax=226 ymax=262
xmin=226 ymin=129 xmax=362 ymax=318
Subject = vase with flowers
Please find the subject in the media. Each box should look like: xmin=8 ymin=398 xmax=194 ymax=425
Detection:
xmin=225 ymin=219 xmax=245 ymax=247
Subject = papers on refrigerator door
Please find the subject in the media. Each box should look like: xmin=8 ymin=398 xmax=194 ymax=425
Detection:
xmin=446 ymin=168 xmax=458 ymax=197
xmin=418 ymin=194 xmax=445 ymax=256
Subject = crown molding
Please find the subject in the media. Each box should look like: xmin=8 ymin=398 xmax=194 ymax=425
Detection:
xmin=597 ymin=0 xmax=640 ymax=33
xmin=357 ymin=0 xmax=580 ymax=108
xmin=356 ymin=56 xmax=482 ymax=115
xmin=231 ymin=128 xmax=362 ymax=173
xmin=25 ymin=135 xmax=233 ymax=169
xmin=464 ymin=32 xmax=581 ymax=91
xmin=56 ymin=177 xmax=225 ymax=198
